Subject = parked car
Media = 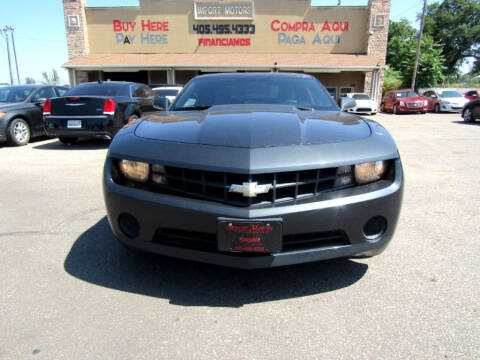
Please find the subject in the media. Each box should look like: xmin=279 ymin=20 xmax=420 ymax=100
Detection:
xmin=342 ymin=93 xmax=377 ymax=115
xmin=150 ymin=84 xmax=184 ymax=104
xmin=464 ymin=89 xmax=480 ymax=102
xmin=462 ymin=98 xmax=480 ymax=123
xmin=422 ymin=88 xmax=469 ymax=113
xmin=44 ymin=81 xmax=165 ymax=144
xmin=380 ymin=90 xmax=428 ymax=114
xmin=103 ymin=73 xmax=403 ymax=269
xmin=0 ymin=85 xmax=68 ymax=146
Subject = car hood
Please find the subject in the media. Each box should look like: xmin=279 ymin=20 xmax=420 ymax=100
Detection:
xmin=134 ymin=104 xmax=371 ymax=148
xmin=440 ymin=97 xmax=468 ymax=105
xmin=398 ymin=97 xmax=424 ymax=102
xmin=353 ymin=99 xmax=377 ymax=106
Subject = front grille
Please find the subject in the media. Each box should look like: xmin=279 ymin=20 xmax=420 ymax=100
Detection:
xmin=356 ymin=108 xmax=372 ymax=112
xmin=407 ymin=102 xmax=422 ymax=107
xmin=153 ymin=228 xmax=350 ymax=254
xmin=144 ymin=165 xmax=352 ymax=207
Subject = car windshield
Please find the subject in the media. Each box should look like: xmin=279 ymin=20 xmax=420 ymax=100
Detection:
xmin=0 ymin=86 xmax=36 ymax=102
xmin=352 ymin=94 xmax=371 ymax=100
xmin=396 ymin=91 xmax=418 ymax=98
xmin=170 ymin=75 xmax=339 ymax=111
xmin=65 ymin=83 xmax=128 ymax=97
xmin=438 ymin=91 xmax=462 ymax=98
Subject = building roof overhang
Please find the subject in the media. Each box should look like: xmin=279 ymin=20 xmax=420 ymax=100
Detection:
xmin=63 ymin=53 xmax=386 ymax=72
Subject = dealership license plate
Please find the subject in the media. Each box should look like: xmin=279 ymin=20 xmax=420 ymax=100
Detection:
xmin=67 ymin=120 xmax=82 ymax=128
xmin=217 ymin=218 xmax=283 ymax=253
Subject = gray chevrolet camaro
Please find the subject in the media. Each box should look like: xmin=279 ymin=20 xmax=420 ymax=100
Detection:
xmin=103 ymin=73 xmax=403 ymax=269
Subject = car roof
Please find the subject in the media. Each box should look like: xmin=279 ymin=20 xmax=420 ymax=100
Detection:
xmin=196 ymin=72 xmax=315 ymax=80
xmin=1 ymin=84 xmax=47 ymax=89
xmin=149 ymin=84 xmax=184 ymax=88
xmin=392 ymin=89 xmax=416 ymax=92
xmin=76 ymin=81 xmax=137 ymax=86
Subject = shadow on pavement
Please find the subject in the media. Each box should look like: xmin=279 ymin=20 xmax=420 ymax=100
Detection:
xmin=64 ymin=217 xmax=368 ymax=307
xmin=451 ymin=120 xmax=480 ymax=126
xmin=33 ymin=138 xmax=110 ymax=150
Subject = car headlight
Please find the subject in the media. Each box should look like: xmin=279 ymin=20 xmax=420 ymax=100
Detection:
xmin=399 ymin=101 xmax=405 ymax=106
xmin=355 ymin=161 xmax=388 ymax=184
xmin=423 ymin=100 xmax=428 ymax=106
xmin=0 ymin=112 xmax=5 ymax=118
xmin=118 ymin=160 xmax=149 ymax=182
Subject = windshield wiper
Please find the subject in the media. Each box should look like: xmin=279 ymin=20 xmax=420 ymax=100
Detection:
xmin=171 ymin=105 xmax=212 ymax=111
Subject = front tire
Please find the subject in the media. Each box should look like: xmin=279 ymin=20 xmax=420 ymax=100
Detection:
xmin=8 ymin=118 xmax=31 ymax=146
xmin=393 ymin=104 xmax=398 ymax=115
xmin=380 ymin=103 xmax=385 ymax=112
xmin=463 ymin=108 xmax=474 ymax=123
xmin=434 ymin=103 xmax=440 ymax=113
xmin=59 ymin=137 xmax=78 ymax=145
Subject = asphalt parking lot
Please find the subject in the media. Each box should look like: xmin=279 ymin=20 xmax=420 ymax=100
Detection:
xmin=0 ymin=112 xmax=478 ymax=359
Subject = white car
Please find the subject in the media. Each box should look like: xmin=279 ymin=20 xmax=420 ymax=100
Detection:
xmin=342 ymin=93 xmax=377 ymax=115
xmin=151 ymin=85 xmax=184 ymax=104
xmin=422 ymin=88 xmax=469 ymax=113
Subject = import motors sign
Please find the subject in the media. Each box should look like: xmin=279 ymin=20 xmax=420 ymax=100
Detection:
xmin=194 ymin=1 xmax=254 ymax=20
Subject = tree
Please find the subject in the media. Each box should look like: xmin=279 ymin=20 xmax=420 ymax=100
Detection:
xmin=472 ymin=58 xmax=480 ymax=76
xmin=387 ymin=20 xmax=447 ymax=89
xmin=24 ymin=77 xmax=36 ymax=84
xmin=42 ymin=69 xmax=60 ymax=85
xmin=387 ymin=19 xmax=417 ymax=66
xmin=383 ymin=68 xmax=403 ymax=93
xmin=423 ymin=0 xmax=480 ymax=75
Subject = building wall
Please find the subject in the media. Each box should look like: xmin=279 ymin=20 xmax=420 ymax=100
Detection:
xmin=364 ymin=0 xmax=390 ymax=102
xmin=84 ymin=0 xmax=369 ymax=54
xmin=63 ymin=0 xmax=390 ymax=97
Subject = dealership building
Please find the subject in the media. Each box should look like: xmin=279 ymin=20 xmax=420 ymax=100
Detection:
xmin=63 ymin=0 xmax=390 ymax=102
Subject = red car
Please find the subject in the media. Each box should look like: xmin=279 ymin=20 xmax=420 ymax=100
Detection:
xmin=380 ymin=90 xmax=428 ymax=114
xmin=464 ymin=90 xmax=480 ymax=102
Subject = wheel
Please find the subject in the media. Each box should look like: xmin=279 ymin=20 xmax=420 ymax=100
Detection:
xmin=463 ymin=108 xmax=474 ymax=123
xmin=421 ymin=111 xmax=427 ymax=114
xmin=434 ymin=103 xmax=440 ymax=113
xmin=380 ymin=103 xmax=385 ymax=112
xmin=59 ymin=137 xmax=78 ymax=145
xmin=393 ymin=104 xmax=398 ymax=115
xmin=8 ymin=118 xmax=31 ymax=146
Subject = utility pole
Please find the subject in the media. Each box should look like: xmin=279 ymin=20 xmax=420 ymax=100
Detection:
xmin=9 ymin=26 xmax=20 ymax=85
xmin=2 ymin=27 xmax=14 ymax=85
xmin=411 ymin=0 xmax=427 ymax=90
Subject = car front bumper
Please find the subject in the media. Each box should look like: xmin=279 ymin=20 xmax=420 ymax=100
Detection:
xmin=440 ymin=103 xmax=464 ymax=112
xmin=347 ymin=107 xmax=377 ymax=114
xmin=398 ymin=105 xmax=427 ymax=113
xmin=103 ymin=159 xmax=403 ymax=269
xmin=44 ymin=115 xmax=116 ymax=139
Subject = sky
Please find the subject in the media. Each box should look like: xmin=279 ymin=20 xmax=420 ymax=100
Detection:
xmin=0 ymin=0 xmax=440 ymax=86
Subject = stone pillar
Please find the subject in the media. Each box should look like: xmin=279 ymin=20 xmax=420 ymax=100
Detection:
xmin=63 ymin=0 xmax=90 ymax=85
xmin=364 ymin=0 xmax=390 ymax=103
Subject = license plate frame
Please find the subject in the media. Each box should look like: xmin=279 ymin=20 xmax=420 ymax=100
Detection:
xmin=217 ymin=218 xmax=283 ymax=253
xmin=67 ymin=120 xmax=82 ymax=129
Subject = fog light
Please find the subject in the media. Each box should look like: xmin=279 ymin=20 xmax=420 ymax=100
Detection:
xmin=363 ymin=216 xmax=387 ymax=240
xmin=119 ymin=213 xmax=140 ymax=238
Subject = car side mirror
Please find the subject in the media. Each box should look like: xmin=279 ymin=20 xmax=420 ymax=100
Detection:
xmin=431 ymin=94 xmax=437 ymax=98
xmin=153 ymin=96 xmax=169 ymax=110
xmin=340 ymin=98 xmax=356 ymax=111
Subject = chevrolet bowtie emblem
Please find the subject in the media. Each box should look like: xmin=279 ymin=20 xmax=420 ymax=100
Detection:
xmin=229 ymin=182 xmax=273 ymax=197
